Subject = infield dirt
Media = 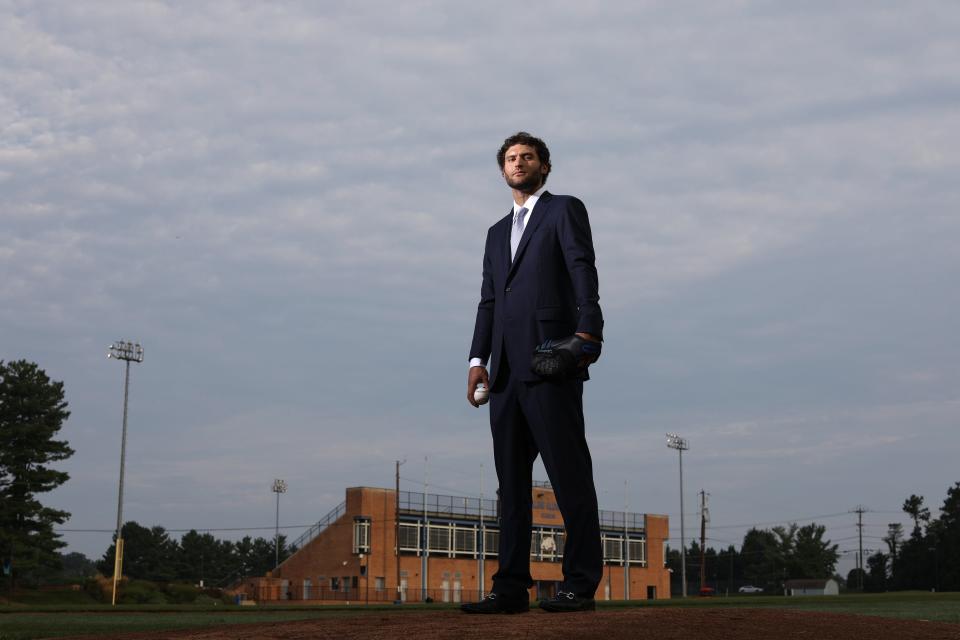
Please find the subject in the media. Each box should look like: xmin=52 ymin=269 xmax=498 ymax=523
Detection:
xmin=69 ymin=607 xmax=960 ymax=640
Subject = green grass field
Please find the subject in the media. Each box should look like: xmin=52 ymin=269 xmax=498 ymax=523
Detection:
xmin=1 ymin=592 xmax=957 ymax=639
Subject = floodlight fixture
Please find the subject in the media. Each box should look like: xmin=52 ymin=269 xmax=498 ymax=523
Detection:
xmin=666 ymin=433 xmax=689 ymax=451
xmin=108 ymin=341 xmax=144 ymax=363
xmin=108 ymin=339 xmax=144 ymax=606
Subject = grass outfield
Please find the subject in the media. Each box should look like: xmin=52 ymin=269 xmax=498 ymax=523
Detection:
xmin=1 ymin=592 xmax=957 ymax=639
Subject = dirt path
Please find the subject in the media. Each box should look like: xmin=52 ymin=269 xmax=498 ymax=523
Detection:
xmin=86 ymin=608 xmax=960 ymax=640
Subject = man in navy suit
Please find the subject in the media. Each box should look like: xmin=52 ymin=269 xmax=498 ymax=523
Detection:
xmin=461 ymin=132 xmax=604 ymax=614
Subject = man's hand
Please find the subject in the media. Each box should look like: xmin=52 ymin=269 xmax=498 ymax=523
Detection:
xmin=467 ymin=366 xmax=490 ymax=408
xmin=575 ymin=332 xmax=601 ymax=367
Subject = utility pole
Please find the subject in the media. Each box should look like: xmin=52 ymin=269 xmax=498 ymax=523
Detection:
xmin=851 ymin=505 xmax=868 ymax=590
xmin=699 ymin=490 xmax=709 ymax=594
xmin=107 ymin=340 xmax=144 ymax=606
xmin=395 ymin=459 xmax=405 ymax=603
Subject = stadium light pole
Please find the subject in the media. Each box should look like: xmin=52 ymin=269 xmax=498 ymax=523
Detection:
xmin=272 ymin=479 xmax=288 ymax=569
xmin=666 ymin=433 xmax=689 ymax=598
xmin=107 ymin=340 xmax=144 ymax=606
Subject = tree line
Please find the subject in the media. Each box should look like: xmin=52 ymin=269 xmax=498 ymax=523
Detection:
xmin=666 ymin=522 xmax=840 ymax=595
xmin=851 ymin=485 xmax=960 ymax=592
xmin=96 ymin=521 xmax=295 ymax=586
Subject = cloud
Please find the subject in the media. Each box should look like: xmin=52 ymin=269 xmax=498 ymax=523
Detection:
xmin=2 ymin=2 xmax=957 ymax=564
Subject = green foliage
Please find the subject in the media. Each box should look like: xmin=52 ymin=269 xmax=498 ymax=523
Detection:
xmin=845 ymin=567 xmax=866 ymax=592
xmin=98 ymin=522 xmax=179 ymax=583
xmin=865 ymin=551 xmax=888 ymax=592
xmin=887 ymin=482 xmax=960 ymax=591
xmin=902 ymin=494 xmax=930 ymax=538
xmin=741 ymin=528 xmax=783 ymax=592
xmin=0 ymin=360 xmax=74 ymax=589
xmin=95 ymin=522 xmax=291 ymax=586
xmin=790 ymin=523 xmax=840 ymax=579
xmin=120 ymin=580 xmax=165 ymax=604
xmin=58 ymin=552 xmax=97 ymax=580
xmin=163 ymin=582 xmax=199 ymax=604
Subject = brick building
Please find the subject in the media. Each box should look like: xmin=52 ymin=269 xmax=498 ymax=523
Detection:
xmin=238 ymin=482 xmax=669 ymax=603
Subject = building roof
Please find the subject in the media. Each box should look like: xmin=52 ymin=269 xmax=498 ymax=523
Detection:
xmin=784 ymin=579 xmax=835 ymax=589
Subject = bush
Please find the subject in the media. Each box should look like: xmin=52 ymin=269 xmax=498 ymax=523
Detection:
xmin=164 ymin=583 xmax=199 ymax=604
xmin=120 ymin=580 xmax=165 ymax=604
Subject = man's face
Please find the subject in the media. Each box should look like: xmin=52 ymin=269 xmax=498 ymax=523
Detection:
xmin=502 ymin=144 xmax=549 ymax=192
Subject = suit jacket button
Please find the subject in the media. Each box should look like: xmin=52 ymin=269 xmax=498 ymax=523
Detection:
xmin=505 ymin=287 xmax=511 ymax=292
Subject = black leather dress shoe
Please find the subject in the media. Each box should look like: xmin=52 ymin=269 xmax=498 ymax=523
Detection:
xmin=538 ymin=591 xmax=596 ymax=613
xmin=461 ymin=592 xmax=530 ymax=614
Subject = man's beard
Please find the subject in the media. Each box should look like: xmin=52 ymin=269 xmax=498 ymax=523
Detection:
xmin=505 ymin=172 xmax=543 ymax=193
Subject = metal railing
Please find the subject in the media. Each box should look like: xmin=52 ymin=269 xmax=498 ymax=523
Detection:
xmin=598 ymin=509 xmax=645 ymax=531
xmin=398 ymin=491 xmax=499 ymax=521
xmin=291 ymin=500 xmax=347 ymax=551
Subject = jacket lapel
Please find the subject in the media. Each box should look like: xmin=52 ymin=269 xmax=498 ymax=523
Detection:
xmin=497 ymin=208 xmax=513 ymax=278
xmin=508 ymin=191 xmax=551 ymax=279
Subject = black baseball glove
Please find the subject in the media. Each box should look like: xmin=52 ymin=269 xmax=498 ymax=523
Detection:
xmin=530 ymin=334 xmax=602 ymax=380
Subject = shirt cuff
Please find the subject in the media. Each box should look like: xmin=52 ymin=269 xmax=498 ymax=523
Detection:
xmin=469 ymin=358 xmax=486 ymax=369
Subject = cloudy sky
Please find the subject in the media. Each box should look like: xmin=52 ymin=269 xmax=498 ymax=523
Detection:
xmin=3 ymin=1 xmax=958 ymax=575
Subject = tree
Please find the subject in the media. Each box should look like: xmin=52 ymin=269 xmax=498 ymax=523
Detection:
xmin=902 ymin=495 xmax=930 ymax=538
xmin=98 ymin=522 xmax=179 ymax=582
xmin=932 ymin=482 xmax=960 ymax=590
xmin=740 ymin=528 xmax=783 ymax=592
xmin=177 ymin=530 xmax=235 ymax=585
xmin=846 ymin=567 xmax=866 ymax=592
xmin=59 ymin=552 xmax=97 ymax=580
xmin=883 ymin=524 xmax=904 ymax=562
xmin=0 ymin=360 xmax=74 ymax=589
xmin=791 ymin=523 xmax=839 ymax=578
xmin=865 ymin=551 xmax=888 ymax=592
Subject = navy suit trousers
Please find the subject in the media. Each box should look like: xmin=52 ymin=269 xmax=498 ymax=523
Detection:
xmin=489 ymin=355 xmax=603 ymax=597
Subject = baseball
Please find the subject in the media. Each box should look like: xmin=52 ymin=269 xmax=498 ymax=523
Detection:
xmin=473 ymin=383 xmax=489 ymax=405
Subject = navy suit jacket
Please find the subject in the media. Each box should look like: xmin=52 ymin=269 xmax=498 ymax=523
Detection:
xmin=469 ymin=191 xmax=604 ymax=386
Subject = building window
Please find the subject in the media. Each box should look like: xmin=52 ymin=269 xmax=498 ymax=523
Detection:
xmin=628 ymin=539 xmax=646 ymax=565
xmin=454 ymin=527 xmax=475 ymax=555
xmin=353 ymin=517 xmax=371 ymax=554
xmin=483 ymin=530 xmax=499 ymax=557
xmin=375 ymin=577 xmax=386 ymax=592
xmin=539 ymin=532 xmax=559 ymax=559
xmin=602 ymin=534 xmax=623 ymax=562
xmin=399 ymin=523 xmax=420 ymax=552
xmin=330 ymin=577 xmax=340 ymax=591
xmin=428 ymin=524 xmax=451 ymax=554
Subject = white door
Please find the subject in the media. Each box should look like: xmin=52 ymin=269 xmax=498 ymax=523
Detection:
xmin=441 ymin=580 xmax=450 ymax=602
xmin=453 ymin=580 xmax=462 ymax=603
xmin=400 ymin=578 xmax=408 ymax=602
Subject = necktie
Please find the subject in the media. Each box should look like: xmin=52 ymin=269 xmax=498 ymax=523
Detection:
xmin=511 ymin=207 xmax=528 ymax=261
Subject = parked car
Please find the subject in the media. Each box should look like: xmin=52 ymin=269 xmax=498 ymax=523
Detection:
xmin=698 ymin=587 xmax=715 ymax=597
xmin=738 ymin=585 xmax=763 ymax=594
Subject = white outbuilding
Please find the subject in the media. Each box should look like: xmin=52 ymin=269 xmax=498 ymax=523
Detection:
xmin=784 ymin=578 xmax=840 ymax=596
